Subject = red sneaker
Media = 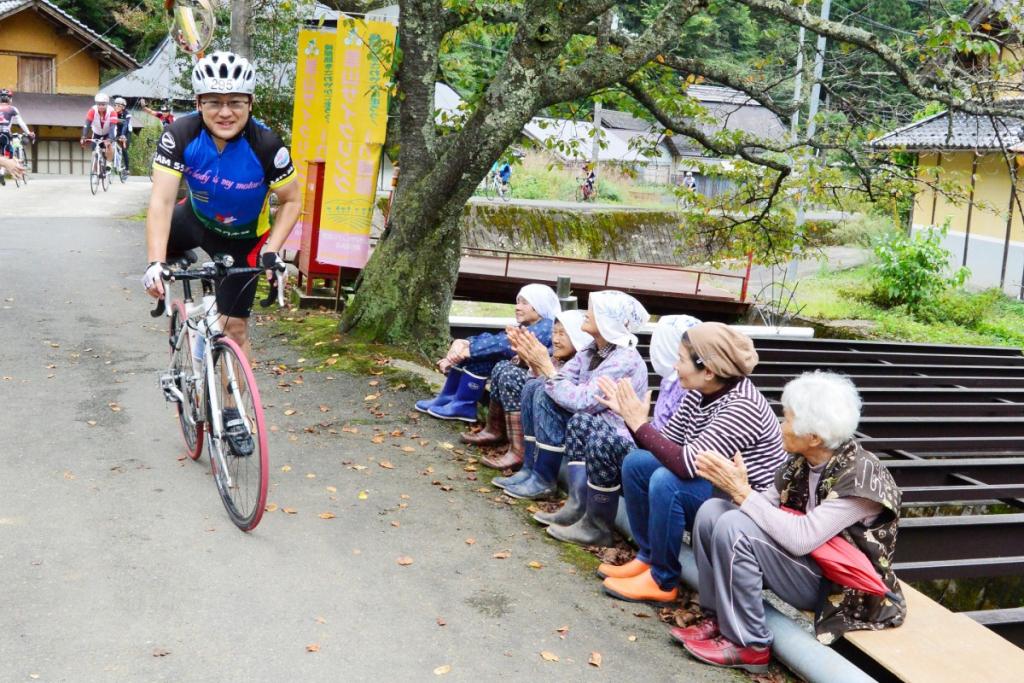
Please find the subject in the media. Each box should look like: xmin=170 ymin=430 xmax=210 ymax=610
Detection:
xmin=683 ymin=635 xmax=770 ymax=674
xmin=669 ymin=618 xmax=719 ymax=645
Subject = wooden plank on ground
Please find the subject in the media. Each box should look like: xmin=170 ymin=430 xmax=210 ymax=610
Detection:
xmin=844 ymin=582 xmax=1024 ymax=682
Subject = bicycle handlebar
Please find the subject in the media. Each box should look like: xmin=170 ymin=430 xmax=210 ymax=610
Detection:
xmin=149 ymin=262 xmax=285 ymax=318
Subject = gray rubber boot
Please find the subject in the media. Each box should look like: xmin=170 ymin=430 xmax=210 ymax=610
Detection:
xmin=546 ymin=483 xmax=620 ymax=547
xmin=533 ymin=462 xmax=587 ymax=526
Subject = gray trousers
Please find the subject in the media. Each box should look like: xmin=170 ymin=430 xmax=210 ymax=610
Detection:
xmin=693 ymin=498 xmax=823 ymax=648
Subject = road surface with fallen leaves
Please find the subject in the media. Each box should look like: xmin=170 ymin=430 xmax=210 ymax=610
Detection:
xmin=0 ymin=182 xmax=742 ymax=682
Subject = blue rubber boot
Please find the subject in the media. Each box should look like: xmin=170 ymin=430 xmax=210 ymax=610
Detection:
xmin=503 ymin=445 xmax=562 ymax=500
xmin=493 ymin=438 xmax=535 ymax=490
xmin=533 ymin=461 xmax=587 ymax=526
xmin=428 ymin=369 xmax=487 ymax=422
xmin=547 ymin=483 xmax=621 ymax=547
xmin=415 ymin=367 xmax=462 ymax=414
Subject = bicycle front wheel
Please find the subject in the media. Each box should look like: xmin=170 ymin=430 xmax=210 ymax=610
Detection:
xmin=169 ymin=301 xmax=204 ymax=460
xmin=209 ymin=338 xmax=269 ymax=531
xmin=89 ymin=157 xmax=99 ymax=195
xmin=101 ymin=166 xmax=110 ymax=192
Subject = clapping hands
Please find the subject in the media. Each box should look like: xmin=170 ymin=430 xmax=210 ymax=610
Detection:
xmin=508 ymin=326 xmax=555 ymax=378
xmin=595 ymin=376 xmax=652 ymax=431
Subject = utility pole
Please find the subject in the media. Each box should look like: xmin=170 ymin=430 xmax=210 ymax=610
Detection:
xmin=230 ymin=0 xmax=253 ymax=59
xmin=790 ymin=1 xmax=808 ymax=137
xmin=787 ymin=0 xmax=831 ymax=282
xmin=591 ymin=99 xmax=602 ymax=174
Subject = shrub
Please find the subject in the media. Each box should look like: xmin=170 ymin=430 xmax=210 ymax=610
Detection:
xmin=869 ymin=227 xmax=968 ymax=311
xmin=129 ymin=123 xmax=161 ymax=176
xmin=914 ymin=288 xmax=1002 ymax=328
xmin=827 ymin=213 xmax=901 ymax=247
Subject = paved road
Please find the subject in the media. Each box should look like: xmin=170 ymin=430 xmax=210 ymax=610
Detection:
xmin=2 ymin=174 xmax=153 ymax=218
xmin=0 ymin=185 xmax=734 ymax=681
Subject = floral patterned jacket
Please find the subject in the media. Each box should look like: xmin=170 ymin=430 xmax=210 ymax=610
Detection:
xmin=545 ymin=343 xmax=648 ymax=439
xmin=776 ymin=439 xmax=907 ymax=644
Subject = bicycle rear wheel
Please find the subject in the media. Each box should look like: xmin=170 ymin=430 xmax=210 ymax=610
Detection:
xmin=169 ymin=301 xmax=204 ymax=460
xmin=208 ymin=338 xmax=269 ymax=531
xmin=119 ymin=154 xmax=128 ymax=183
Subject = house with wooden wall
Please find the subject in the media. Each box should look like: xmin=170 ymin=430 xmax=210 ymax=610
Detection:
xmin=870 ymin=1 xmax=1024 ymax=297
xmin=0 ymin=0 xmax=137 ymax=173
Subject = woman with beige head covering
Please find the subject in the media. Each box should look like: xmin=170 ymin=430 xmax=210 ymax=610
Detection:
xmin=588 ymin=322 xmax=788 ymax=606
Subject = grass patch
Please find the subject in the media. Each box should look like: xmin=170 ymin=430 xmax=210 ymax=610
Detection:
xmin=265 ymin=307 xmax=434 ymax=393
xmin=795 ymin=265 xmax=1024 ymax=348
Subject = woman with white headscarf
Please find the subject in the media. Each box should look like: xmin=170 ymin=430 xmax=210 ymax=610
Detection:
xmin=540 ymin=314 xmax=701 ymax=545
xmin=501 ymin=291 xmax=650 ymax=502
xmin=480 ymin=309 xmax=593 ymax=473
xmin=416 ymin=284 xmax=561 ymax=423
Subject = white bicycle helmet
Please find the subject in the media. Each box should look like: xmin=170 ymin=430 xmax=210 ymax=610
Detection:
xmin=95 ymin=93 xmax=110 ymax=104
xmin=114 ymin=96 xmax=127 ymax=106
xmin=192 ymin=51 xmax=257 ymax=95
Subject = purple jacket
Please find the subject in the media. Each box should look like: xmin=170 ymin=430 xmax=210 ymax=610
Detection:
xmin=545 ymin=344 xmax=649 ymax=439
xmin=652 ymin=377 xmax=686 ymax=432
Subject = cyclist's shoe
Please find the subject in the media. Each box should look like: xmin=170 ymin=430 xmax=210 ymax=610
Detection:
xmin=222 ymin=407 xmax=254 ymax=457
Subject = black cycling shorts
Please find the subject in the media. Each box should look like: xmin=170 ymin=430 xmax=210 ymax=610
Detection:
xmin=167 ymin=200 xmax=269 ymax=318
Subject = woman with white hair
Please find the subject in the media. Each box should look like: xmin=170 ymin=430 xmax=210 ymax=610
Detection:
xmin=416 ymin=284 xmax=561 ymax=423
xmin=537 ymin=314 xmax=701 ymax=546
xmin=676 ymin=371 xmax=905 ymax=674
xmin=500 ymin=291 xmax=650 ymax=500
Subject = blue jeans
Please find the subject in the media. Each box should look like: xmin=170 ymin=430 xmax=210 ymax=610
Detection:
xmin=519 ymin=378 xmax=545 ymax=445
xmin=622 ymin=449 xmax=713 ymax=590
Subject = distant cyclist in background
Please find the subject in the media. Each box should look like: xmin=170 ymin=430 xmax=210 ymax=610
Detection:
xmin=80 ymin=93 xmax=119 ymax=173
xmin=140 ymin=99 xmax=175 ymax=128
xmin=0 ymin=88 xmax=35 ymax=183
xmin=113 ymin=96 xmax=132 ymax=161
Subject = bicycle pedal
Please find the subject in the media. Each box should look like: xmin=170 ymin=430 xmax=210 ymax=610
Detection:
xmin=159 ymin=374 xmax=183 ymax=403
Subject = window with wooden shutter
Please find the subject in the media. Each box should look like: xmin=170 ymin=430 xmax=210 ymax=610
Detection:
xmin=18 ymin=56 xmax=55 ymax=94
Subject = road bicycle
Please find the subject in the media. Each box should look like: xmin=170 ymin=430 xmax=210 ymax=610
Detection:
xmin=87 ymin=139 xmax=111 ymax=195
xmin=482 ymin=171 xmax=511 ymax=201
xmin=575 ymin=178 xmax=596 ymax=202
xmin=0 ymin=132 xmax=30 ymax=187
xmin=152 ymin=252 xmax=284 ymax=531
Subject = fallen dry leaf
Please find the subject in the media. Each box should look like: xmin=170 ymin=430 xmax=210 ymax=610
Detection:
xmin=315 ymin=616 xmax=326 ymax=624
xmin=400 ymin=446 xmax=416 ymax=453
xmin=390 ymin=520 xmax=400 ymax=527
xmin=306 ymin=473 xmax=316 ymax=479
xmin=371 ymin=435 xmax=385 ymax=444
xmin=63 ymin=471 xmax=75 ymax=480
xmin=627 ymin=635 xmax=637 ymax=642
xmin=265 ymin=503 xmax=279 ymax=512
xmin=397 ymin=556 xmax=414 ymax=566
xmin=368 ymin=380 xmax=380 ymax=387
xmin=540 ymin=651 xmax=559 ymax=662
xmin=527 ymin=561 xmax=543 ymax=570
xmin=556 ymin=625 xmax=569 ymax=635
xmin=152 ymin=648 xmax=171 ymax=657
xmin=342 ymin=425 xmax=359 ymax=434
xmin=306 ymin=643 xmax=320 ymax=653
xmin=436 ymin=617 xmax=447 ymax=626
xmin=492 ymin=550 xmax=511 ymax=560
xmin=319 ymin=405 xmax=330 ymax=413
xmin=463 ymin=465 xmax=478 ymax=472
xmin=283 ymin=507 xmax=298 ymax=515
xmin=324 ymin=357 xmax=338 ymax=366
xmin=108 ymin=402 xmax=121 ymax=412
xmin=319 ymin=512 xmax=336 ymax=520
xmin=284 ymin=409 xmax=297 ymax=416
xmin=438 ymin=442 xmax=454 ymax=450
xmin=379 ymin=460 xmax=395 ymax=469
xmin=433 ymin=664 xmax=451 ymax=676
xmin=475 ymin=487 xmax=491 ymax=493
xmin=281 ymin=465 xmax=292 ymax=472
xmin=326 ymin=486 xmax=337 ymax=493
xmin=86 ymin=420 xmax=97 ymax=426
xmin=357 ymin=490 xmax=369 ymax=500
xmin=465 ymin=538 xmax=476 ymax=545
xmin=400 ymin=494 xmax=411 ymax=499
xmin=589 ymin=651 xmax=602 ymax=668
xmin=364 ymin=393 xmax=381 ymax=401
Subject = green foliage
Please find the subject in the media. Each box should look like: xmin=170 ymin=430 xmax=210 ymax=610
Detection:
xmin=869 ymin=227 xmax=969 ymax=311
xmin=913 ymin=288 xmax=1003 ymax=328
xmin=825 ymin=213 xmax=901 ymax=247
xmin=128 ymin=122 xmax=160 ymax=175
xmin=51 ymin=0 xmax=167 ymax=60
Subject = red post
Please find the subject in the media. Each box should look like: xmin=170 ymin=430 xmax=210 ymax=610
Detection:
xmin=298 ymin=160 xmax=341 ymax=295
xmin=740 ymin=250 xmax=754 ymax=302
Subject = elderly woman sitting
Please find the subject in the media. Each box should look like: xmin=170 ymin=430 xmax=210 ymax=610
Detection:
xmin=537 ymin=314 xmax=701 ymax=546
xmin=475 ymin=309 xmax=592 ymax=472
xmin=596 ymin=323 xmax=788 ymax=605
xmin=416 ymin=284 xmax=561 ymax=422
xmin=678 ymin=371 xmax=905 ymax=674
xmin=500 ymin=291 xmax=650 ymax=500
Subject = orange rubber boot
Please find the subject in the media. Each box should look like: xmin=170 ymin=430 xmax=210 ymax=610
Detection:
xmin=597 ymin=558 xmax=650 ymax=580
xmin=602 ymin=568 xmax=678 ymax=605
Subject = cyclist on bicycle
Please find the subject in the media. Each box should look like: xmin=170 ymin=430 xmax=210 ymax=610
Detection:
xmin=140 ymin=99 xmax=175 ymax=128
xmin=0 ymin=89 xmax=34 ymax=181
xmin=80 ymin=93 xmax=119 ymax=173
xmin=113 ymin=96 xmax=132 ymax=161
xmin=582 ymin=163 xmax=596 ymax=199
xmin=143 ymin=50 xmax=299 ymax=381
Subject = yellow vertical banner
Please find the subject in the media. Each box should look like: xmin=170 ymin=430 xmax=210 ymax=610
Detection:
xmin=284 ymin=27 xmax=335 ymax=252
xmin=318 ymin=18 xmax=397 ymax=267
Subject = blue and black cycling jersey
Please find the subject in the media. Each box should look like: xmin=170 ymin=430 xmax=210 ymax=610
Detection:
xmin=153 ymin=112 xmax=296 ymax=240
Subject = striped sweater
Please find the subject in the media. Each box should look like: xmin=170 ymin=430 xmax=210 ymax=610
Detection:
xmin=633 ymin=377 xmax=787 ymax=490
